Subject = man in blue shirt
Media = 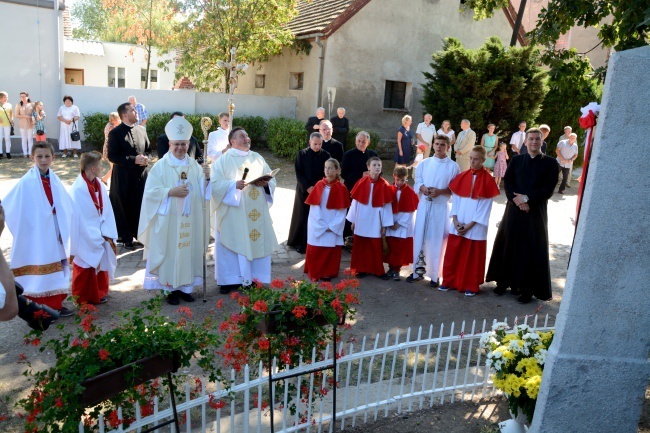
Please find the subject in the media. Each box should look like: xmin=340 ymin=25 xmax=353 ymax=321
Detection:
xmin=128 ymin=95 xmax=148 ymax=127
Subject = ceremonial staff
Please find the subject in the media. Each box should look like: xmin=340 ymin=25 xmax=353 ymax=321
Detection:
xmin=217 ymin=47 xmax=249 ymax=125
xmin=200 ymin=117 xmax=212 ymax=303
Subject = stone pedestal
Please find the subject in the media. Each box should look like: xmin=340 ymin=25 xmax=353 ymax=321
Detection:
xmin=530 ymin=46 xmax=650 ymax=432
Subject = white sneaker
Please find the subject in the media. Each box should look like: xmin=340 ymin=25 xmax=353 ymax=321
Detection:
xmin=61 ymin=153 xmax=67 ymax=158
xmin=465 ymin=292 xmax=476 ymax=297
xmin=73 ymin=154 xmax=79 ymax=158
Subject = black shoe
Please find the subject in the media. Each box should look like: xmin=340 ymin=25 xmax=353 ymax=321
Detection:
xmin=357 ymin=272 xmax=368 ymax=278
xmin=175 ymin=291 xmax=195 ymax=302
xmin=429 ymin=279 xmax=439 ymax=288
xmin=219 ymin=285 xmax=232 ymax=294
xmin=378 ymin=273 xmax=390 ymax=281
xmin=123 ymin=242 xmax=135 ymax=250
xmin=493 ymin=286 xmax=507 ymax=296
xmin=558 ymin=190 xmax=564 ymax=195
xmin=166 ymin=292 xmax=180 ymax=305
xmin=58 ymin=306 xmax=75 ymax=317
xmin=405 ymin=273 xmax=422 ymax=283
xmin=517 ymin=294 xmax=533 ymax=304
xmin=320 ymin=277 xmax=332 ymax=282
xmin=510 ymin=288 xmax=522 ymax=296
xmin=0 ymin=153 xmax=3 ymax=159
xmin=132 ymin=241 xmax=144 ymax=248
xmin=295 ymin=246 xmax=306 ymax=254
xmin=6 ymin=153 xmax=11 ymax=159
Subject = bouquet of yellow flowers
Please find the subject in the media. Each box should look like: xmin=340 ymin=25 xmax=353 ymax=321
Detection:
xmin=480 ymin=322 xmax=554 ymax=423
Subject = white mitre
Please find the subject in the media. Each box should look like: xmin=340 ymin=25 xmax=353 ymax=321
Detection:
xmin=165 ymin=116 xmax=193 ymax=140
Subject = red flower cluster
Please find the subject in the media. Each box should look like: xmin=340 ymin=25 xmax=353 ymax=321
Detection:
xmin=208 ymin=395 xmax=227 ymax=409
xmin=271 ymin=279 xmax=285 ymax=289
xmin=176 ymin=306 xmax=193 ymax=319
xmin=252 ymin=300 xmax=268 ymax=312
xmin=258 ymin=337 xmax=270 ymax=350
xmin=292 ymin=305 xmax=308 ymax=318
xmin=98 ymin=348 xmax=110 ymax=361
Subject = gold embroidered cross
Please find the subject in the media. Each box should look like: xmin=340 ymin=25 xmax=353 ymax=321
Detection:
xmin=248 ymin=209 xmax=261 ymax=221
xmin=248 ymin=188 xmax=260 ymax=200
xmin=249 ymin=229 xmax=261 ymax=241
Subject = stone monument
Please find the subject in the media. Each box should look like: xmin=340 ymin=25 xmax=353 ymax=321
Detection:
xmin=530 ymin=45 xmax=650 ymax=432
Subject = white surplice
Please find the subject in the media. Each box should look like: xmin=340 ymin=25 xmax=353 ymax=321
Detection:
xmin=307 ymin=186 xmax=347 ymax=247
xmin=412 ymin=156 xmax=460 ymax=280
xmin=70 ymin=175 xmax=118 ymax=279
xmin=448 ymin=175 xmax=493 ymax=241
xmin=385 ymin=189 xmax=416 ymax=239
xmin=346 ymin=183 xmax=394 ymax=238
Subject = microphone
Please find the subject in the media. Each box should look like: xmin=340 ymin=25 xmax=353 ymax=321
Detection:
xmin=242 ymin=167 xmax=249 ymax=180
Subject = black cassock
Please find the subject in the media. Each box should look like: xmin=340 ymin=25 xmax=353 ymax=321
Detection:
xmin=486 ymin=153 xmax=559 ymax=300
xmin=322 ymin=138 xmax=344 ymax=163
xmin=157 ymin=134 xmax=203 ymax=163
xmin=305 ymin=116 xmax=324 ymax=138
xmin=287 ymin=147 xmax=331 ymax=251
xmin=330 ymin=115 xmax=349 ymax=148
xmin=108 ymin=122 xmax=151 ymax=244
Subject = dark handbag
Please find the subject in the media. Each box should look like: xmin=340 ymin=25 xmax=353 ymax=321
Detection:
xmin=1 ymin=107 xmax=13 ymax=135
xmin=70 ymin=121 xmax=81 ymax=142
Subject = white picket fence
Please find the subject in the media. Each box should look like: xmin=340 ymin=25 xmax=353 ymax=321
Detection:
xmin=82 ymin=314 xmax=553 ymax=433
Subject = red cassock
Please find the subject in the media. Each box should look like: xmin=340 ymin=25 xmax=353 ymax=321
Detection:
xmin=383 ymin=183 xmax=419 ymax=268
xmin=72 ymin=264 xmax=110 ymax=304
xmin=349 ymin=176 xmax=394 ymax=276
xmin=303 ymin=179 xmax=350 ymax=280
xmin=442 ymin=168 xmax=499 ymax=293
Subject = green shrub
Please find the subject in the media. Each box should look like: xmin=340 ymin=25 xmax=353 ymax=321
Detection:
xmin=232 ymin=116 xmax=267 ymax=146
xmin=145 ymin=112 xmax=172 ymax=150
xmin=267 ymin=117 xmax=306 ymax=158
xmin=346 ymin=127 xmax=381 ymax=151
xmin=81 ymin=112 xmax=109 ymax=150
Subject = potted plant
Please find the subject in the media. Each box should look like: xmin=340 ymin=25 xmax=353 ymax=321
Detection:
xmin=218 ymin=273 xmax=361 ymax=421
xmin=480 ymin=322 xmax=554 ymax=431
xmin=17 ymin=297 xmax=223 ymax=432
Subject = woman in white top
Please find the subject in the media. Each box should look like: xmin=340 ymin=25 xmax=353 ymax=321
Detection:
xmin=57 ymin=95 xmax=81 ymax=158
xmin=437 ymin=119 xmax=456 ymax=153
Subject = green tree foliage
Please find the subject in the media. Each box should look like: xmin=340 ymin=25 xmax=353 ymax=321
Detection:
xmin=71 ymin=0 xmax=177 ymax=86
xmin=172 ymin=0 xmax=300 ymax=92
xmin=421 ymin=37 xmax=546 ymax=139
xmin=536 ymin=51 xmax=602 ymax=163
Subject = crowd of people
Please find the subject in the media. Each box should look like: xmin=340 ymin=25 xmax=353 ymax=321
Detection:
xmin=0 ymin=98 xmax=576 ymax=324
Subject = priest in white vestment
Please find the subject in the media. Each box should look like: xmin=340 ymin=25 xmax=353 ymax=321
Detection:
xmin=407 ymin=135 xmax=460 ymax=287
xmin=211 ymin=127 xmax=278 ymax=294
xmin=138 ymin=117 xmax=211 ymax=305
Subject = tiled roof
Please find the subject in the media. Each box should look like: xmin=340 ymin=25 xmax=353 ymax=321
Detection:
xmin=288 ymin=0 xmax=368 ymax=37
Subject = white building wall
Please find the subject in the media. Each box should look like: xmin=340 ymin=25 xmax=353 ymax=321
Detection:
xmin=0 ymin=0 xmax=64 ymax=151
xmin=64 ymin=41 xmax=177 ymax=90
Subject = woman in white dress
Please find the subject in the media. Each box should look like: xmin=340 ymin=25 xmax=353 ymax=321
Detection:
xmin=437 ymin=120 xmax=456 ymax=154
xmin=57 ymin=95 xmax=81 ymax=158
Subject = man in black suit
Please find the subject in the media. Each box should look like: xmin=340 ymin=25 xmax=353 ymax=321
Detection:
xmin=319 ymin=120 xmax=344 ymax=163
xmin=330 ymin=107 xmax=349 ymax=148
xmin=305 ymin=107 xmax=326 ymax=138
xmin=156 ymin=112 xmax=203 ymax=163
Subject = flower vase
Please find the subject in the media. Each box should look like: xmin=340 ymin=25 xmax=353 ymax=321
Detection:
xmin=499 ymin=408 xmax=528 ymax=433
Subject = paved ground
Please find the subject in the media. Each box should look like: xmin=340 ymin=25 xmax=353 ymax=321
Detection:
xmin=0 ymin=150 xmax=591 ymax=431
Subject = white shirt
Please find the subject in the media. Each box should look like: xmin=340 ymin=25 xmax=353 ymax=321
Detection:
xmin=416 ymin=122 xmax=437 ymax=145
xmin=556 ymin=139 xmax=578 ymax=168
xmin=510 ymin=131 xmax=526 ymax=151
xmin=207 ymin=128 xmax=229 ymax=161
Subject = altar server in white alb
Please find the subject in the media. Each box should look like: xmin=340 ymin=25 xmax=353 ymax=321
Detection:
xmin=406 ymin=134 xmax=460 ymax=288
xmin=211 ymin=127 xmax=278 ymax=294
xmin=138 ymin=117 xmax=211 ymax=305
xmin=2 ymin=141 xmax=75 ymax=316
xmin=70 ymin=151 xmax=118 ymax=305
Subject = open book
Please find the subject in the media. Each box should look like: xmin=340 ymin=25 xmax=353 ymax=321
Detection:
xmin=247 ymin=168 xmax=280 ymax=184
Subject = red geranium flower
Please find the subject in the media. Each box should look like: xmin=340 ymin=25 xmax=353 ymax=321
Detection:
xmin=252 ymin=300 xmax=268 ymax=312
xmin=270 ymin=279 xmax=285 ymax=289
xmin=98 ymin=348 xmax=110 ymax=361
xmin=292 ymin=305 xmax=308 ymax=318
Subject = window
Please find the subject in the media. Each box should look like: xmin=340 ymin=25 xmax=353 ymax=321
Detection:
xmin=108 ymin=66 xmax=126 ymax=88
xmin=383 ymin=80 xmax=407 ymax=109
xmin=255 ymin=74 xmax=265 ymax=89
xmin=289 ymin=72 xmax=303 ymax=90
xmin=140 ymin=69 xmax=158 ymax=89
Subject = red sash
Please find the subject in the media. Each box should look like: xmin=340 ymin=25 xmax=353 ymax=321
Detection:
xmin=82 ymin=172 xmax=103 ymax=215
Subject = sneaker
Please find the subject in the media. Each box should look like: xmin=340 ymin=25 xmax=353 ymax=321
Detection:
xmin=405 ymin=274 xmax=422 ymax=283
xmin=58 ymin=306 xmax=75 ymax=317
xmin=73 ymin=154 xmax=79 ymax=158
xmin=175 ymin=291 xmax=195 ymax=302
xmin=392 ymin=271 xmax=401 ymax=281
xmin=166 ymin=292 xmax=180 ymax=305
xmin=99 ymin=297 xmax=108 ymax=304
xmin=61 ymin=153 xmax=67 ymax=158
xmin=429 ymin=279 xmax=439 ymax=288
xmin=437 ymin=286 xmax=449 ymax=292
xmin=465 ymin=292 xmax=476 ymax=297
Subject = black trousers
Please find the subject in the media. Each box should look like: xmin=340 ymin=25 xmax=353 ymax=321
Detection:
xmin=559 ymin=167 xmax=570 ymax=192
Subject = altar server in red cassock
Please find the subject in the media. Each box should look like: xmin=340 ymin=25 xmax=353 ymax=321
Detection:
xmin=383 ymin=166 xmax=419 ymax=281
xmin=70 ymin=151 xmax=118 ymax=305
xmin=2 ymin=142 xmax=75 ymax=316
xmin=439 ymin=146 xmax=499 ymax=296
xmin=303 ymin=158 xmax=350 ymax=281
xmin=346 ymin=156 xmax=394 ymax=279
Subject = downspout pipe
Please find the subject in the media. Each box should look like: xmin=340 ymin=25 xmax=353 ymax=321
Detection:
xmin=315 ymin=36 xmax=324 ymax=108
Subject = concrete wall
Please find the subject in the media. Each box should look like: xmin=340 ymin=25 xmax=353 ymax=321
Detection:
xmin=237 ymin=46 xmax=322 ymax=121
xmin=0 ymin=0 xmax=64 ymax=151
xmin=58 ymin=84 xmax=296 ymax=138
xmin=64 ymin=41 xmax=177 ymax=90
xmin=236 ymin=0 xmax=514 ymax=138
